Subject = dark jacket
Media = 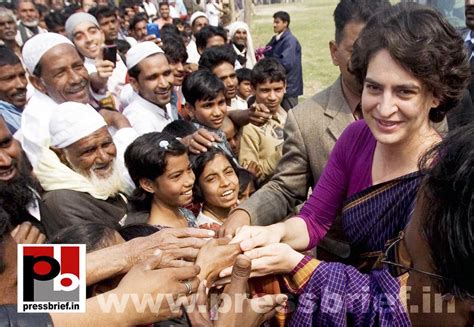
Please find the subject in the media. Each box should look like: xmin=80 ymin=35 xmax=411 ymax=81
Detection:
xmin=265 ymin=28 xmax=303 ymax=97
xmin=40 ymin=190 xmax=128 ymax=238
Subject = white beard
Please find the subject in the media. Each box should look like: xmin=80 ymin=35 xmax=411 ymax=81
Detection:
xmin=87 ymin=160 xmax=126 ymax=198
xmin=22 ymin=20 xmax=39 ymax=28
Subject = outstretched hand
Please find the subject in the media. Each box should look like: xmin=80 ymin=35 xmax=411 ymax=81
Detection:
xmin=108 ymin=252 xmax=201 ymax=325
xmin=181 ymin=128 xmax=221 ymax=154
xmin=220 ymin=243 xmax=304 ymax=279
xmin=125 ymin=227 xmax=215 ymax=269
xmin=195 ymin=237 xmax=241 ymax=286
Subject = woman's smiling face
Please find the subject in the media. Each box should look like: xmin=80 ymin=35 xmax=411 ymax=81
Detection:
xmin=361 ymin=49 xmax=439 ymax=147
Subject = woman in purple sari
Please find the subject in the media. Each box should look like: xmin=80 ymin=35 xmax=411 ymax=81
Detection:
xmin=226 ymin=3 xmax=471 ymax=326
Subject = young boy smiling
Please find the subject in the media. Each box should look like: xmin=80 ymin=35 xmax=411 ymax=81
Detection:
xmin=183 ymin=70 xmax=235 ymax=160
xmin=239 ymin=58 xmax=287 ymax=182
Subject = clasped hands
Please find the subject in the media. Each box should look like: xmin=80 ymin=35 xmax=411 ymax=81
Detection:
xmin=217 ymin=224 xmax=305 ymax=281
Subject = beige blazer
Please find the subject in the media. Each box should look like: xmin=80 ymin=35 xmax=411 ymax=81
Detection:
xmin=239 ymin=76 xmax=356 ymax=226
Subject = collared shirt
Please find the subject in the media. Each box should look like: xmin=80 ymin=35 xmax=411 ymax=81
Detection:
xmin=230 ymin=95 xmax=248 ymax=110
xmin=275 ymin=29 xmax=286 ymax=41
xmin=123 ymin=94 xmax=174 ymax=135
xmin=239 ymin=107 xmax=287 ymax=181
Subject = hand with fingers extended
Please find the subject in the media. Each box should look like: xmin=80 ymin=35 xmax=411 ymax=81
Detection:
xmin=11 ymin=222 xmax=46 ymax=244
xmin=195 ymin=238 xmax=241 ymax=286
xmin=219 ymin=243 xmax=304 ymax=279
xmin=242 ymin=160 xmax=262 ymax=179
xmin=218 ymin=209 xmax=251 ymax=238
xmin=104 ymin=251 xmax=201 ymax=325
xmin=187 ymin=255 xmax=287 ymax=327
xmin=125 ymin=227 xmax=215 ymax=269
xmin=181 ymin=128 xmax=221 ymax=154
xmin=231 ymin=224 xmax=285 ymax=252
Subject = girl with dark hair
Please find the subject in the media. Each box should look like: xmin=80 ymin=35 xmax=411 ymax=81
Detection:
xmin=191 ymin=147 xmax=239 ymax=231
xmin=124 ymin=132 xmax=197 ymax=228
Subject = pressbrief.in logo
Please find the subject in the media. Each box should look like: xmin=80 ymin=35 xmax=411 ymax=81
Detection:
xmin=17 ymin=244 xmax=86 ymax=313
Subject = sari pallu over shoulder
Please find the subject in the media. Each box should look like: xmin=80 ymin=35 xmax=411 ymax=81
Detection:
xmin=341 ymin=172 xmax=423 ymax=271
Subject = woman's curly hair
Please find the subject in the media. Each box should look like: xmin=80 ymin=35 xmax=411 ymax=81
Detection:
xmin=350 ymin=3 xmax=470 ymax=122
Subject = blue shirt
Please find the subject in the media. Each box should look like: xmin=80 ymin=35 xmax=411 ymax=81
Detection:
xmin=0 ymin=100 xmax=22 ymax=134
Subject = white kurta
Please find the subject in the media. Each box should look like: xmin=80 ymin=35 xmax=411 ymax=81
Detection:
xmin=186 ymin=39 xmax=200 ymax=64
xmin=16 ymin=89 xmax=59 ymax=168
xmin=206 ymin=3 xmax=219 ymax=26
xmin=122 ymin=94 xmax=174 ymax=135
xmin=143 ymin=1 xmax=157 ymax=17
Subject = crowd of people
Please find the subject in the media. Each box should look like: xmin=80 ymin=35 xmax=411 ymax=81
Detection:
xmin=0 ymin=0 xmax=473 ymax=325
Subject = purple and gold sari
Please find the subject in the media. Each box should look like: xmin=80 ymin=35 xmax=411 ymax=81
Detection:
xmin=341 ymin=171 xmax=422 ymax=271
xmin=289 ymin=174 xmax=420 ymax=326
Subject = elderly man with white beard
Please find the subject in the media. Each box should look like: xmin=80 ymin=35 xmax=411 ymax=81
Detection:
xmin=36 ymin=102 xmax=129 ymax=237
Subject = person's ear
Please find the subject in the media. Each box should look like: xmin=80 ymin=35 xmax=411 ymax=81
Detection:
xmin=139 ymin=178 xmax=156 ymax=194
xmin=329 ymin=40 xmax=339 ymax=67
xmin=29 ymin=75 xmax=47 ymax=94
xmin=185 ymin=102 xmax=195 ymax=119
xmin=129 ymin=76 xmax=140 ymax=93
xmin=430 ymin=96 xmax=441 ymax=109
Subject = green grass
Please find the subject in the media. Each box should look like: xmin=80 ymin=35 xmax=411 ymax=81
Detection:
xmin=251 ymin=0 xmax=340 ymax=99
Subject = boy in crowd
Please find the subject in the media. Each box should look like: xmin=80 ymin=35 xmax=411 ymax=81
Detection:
xmin=124 ymin=41 xmax=175 ymax=134
xmin=65 ymin=12 xmax=128 ymax=109
xmin=195 ymin=25 xmax=227 ymax=55
xmin=234 ymin=67 xmax=253 ymax=110
xmin=161 ymin=37 xmax=189 ymax=120
xmin=182 ymin=69 xmax=235 ymax=159
xmin=221 ymin=117 xmax=240 ymax=157
xmin=199 ymin=45 xmax=239 ymax=109
xmin=239 ymin=58 xmax=287 ymax=183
